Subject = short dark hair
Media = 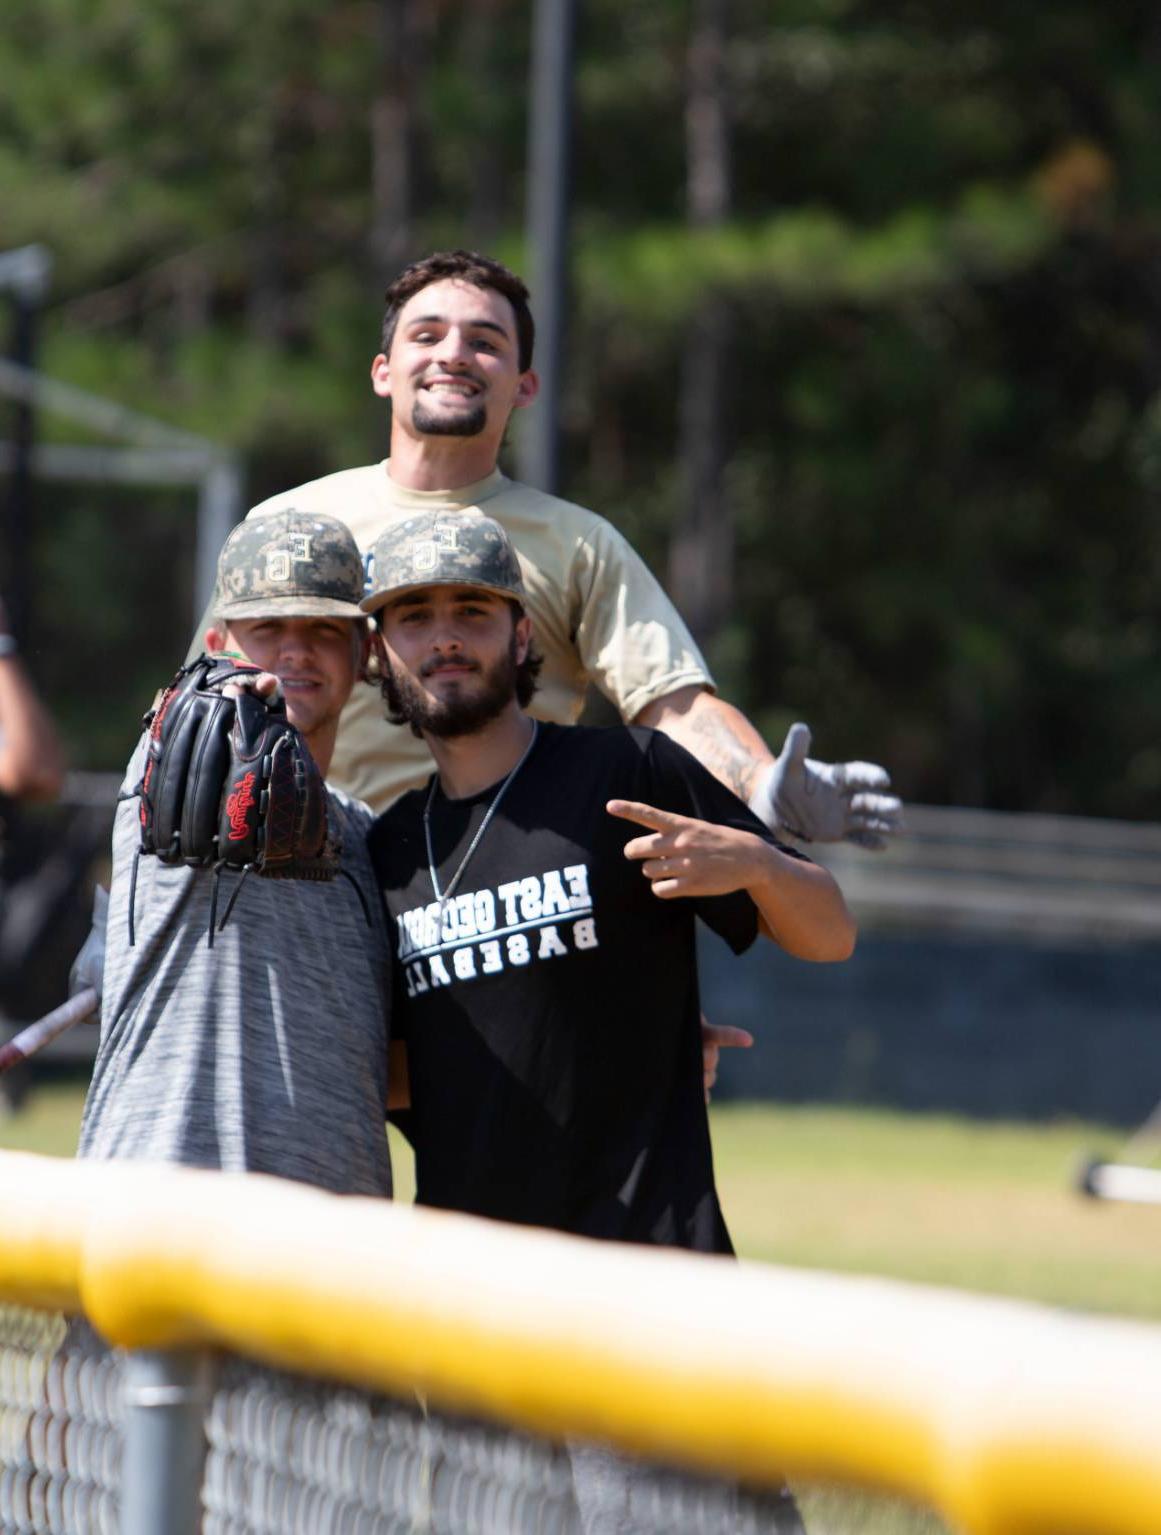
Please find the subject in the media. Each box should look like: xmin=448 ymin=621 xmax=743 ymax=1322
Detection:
xmin=380 ymin=250 xmax=535 ymax=373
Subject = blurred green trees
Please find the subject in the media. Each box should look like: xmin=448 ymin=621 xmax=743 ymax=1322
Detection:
xmin=2 ymin=0 xmax=1159 ymax=815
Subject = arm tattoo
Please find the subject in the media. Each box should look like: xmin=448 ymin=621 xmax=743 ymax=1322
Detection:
xmin=682 ymin=711 xmax=759 ymax=801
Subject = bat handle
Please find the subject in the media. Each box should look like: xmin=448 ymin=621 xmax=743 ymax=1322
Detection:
xmin=0 ymin=987 xmax=100 ymax=1075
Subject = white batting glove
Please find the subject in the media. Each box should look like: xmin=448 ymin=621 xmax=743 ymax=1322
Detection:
xmin=68 ymin=885 xmax=108 ymax=1006
xmin=750 ymin=722 xmax=903 ymax=851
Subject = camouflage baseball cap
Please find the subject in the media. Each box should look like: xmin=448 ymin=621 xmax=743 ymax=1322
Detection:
xmin=360 ymin=509 xmax=525 ymax=616
xmin=213 ymin=510 xmax=366 ymax=620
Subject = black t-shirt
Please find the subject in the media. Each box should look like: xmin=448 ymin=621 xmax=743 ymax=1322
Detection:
xmin=368 ymin=722 xmax=791 ymax=1256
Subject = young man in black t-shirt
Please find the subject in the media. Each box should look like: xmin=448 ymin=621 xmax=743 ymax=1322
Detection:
xmin=364 ymin=508 xmax=855 ymax=1256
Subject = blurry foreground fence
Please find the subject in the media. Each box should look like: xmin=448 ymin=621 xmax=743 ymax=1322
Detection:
xmin=2 ymin=1152 xmax=1161 ymax=1535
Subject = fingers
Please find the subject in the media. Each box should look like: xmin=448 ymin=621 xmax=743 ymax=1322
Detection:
xmin=636 ymin=850 xmax=696 ymax=897
xmin=622 ymin=832 xmax=669 ymax=860
xmin=779 ymin=721 xmax=812 ymax=766
xmin=703 ymin=1044 xmax=719 ymax=1102
xmin=846 ymin=828 xmax=889 ymax=852
xmin=701 ymin=1023 xmax=755 ymax=1051
xmin=847 ymin=792 xmax=905 ymax=848
xmin=611 ymin=801 xmax=693 ymax=871
xmin=701 ymin=1017 xmax=721 ymax=1100
xmin=640 ymin=853 xmax=690 ymax=880
xmin=850 ymin=798 xmax=904 ymax=837
xmin=828 ymin=759 xmax=894 ymax=792
xmin=701 ymin=1019 xmax=755 ymax=1102
xmin=223 ymin=672 xmax=280 ymax=702
xmin=845 ymin=792 xmax=905 ymax=850
xmin=849 ymin=791 xmax=902 ymax=817
xmin=607 ymin=798 xmax=687 ymax=833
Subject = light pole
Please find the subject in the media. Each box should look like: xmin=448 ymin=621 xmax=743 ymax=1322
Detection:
xmin=0 ymin=245 xmax=53 ymax=644
xmin=518 ymin=0 xmax=577 ymax=495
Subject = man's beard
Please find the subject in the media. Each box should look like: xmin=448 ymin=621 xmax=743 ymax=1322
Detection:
xmin=382 ymin=636 xmax=519 ymax=738
xmin=411 ymin=395 xmax=487 ymax=437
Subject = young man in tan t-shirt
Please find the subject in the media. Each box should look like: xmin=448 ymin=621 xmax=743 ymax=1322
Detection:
xmin=234 ymin=250 xmax=903 ymax=856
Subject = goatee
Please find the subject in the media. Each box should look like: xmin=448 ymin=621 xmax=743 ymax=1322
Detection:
xmin=411 ymin=398 xmax=487 ymax=437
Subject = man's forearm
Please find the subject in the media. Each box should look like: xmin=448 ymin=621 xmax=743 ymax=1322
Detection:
xmin=634 ymin=686 xmax=773 ymax=803
xmin=0 ymin=656 xmax=65 ymax=799
xmin=748 ymin=842 xmax=856 ymax=961
xmin=637 ymin=686 xmax=904 ymax=849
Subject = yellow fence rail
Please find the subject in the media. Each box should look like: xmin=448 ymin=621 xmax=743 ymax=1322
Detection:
xmin=1 ymin=1149 xmax=1159 ymax=1535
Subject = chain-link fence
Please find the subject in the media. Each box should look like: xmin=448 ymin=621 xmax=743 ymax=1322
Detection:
xmin=0 ymin=1306 xmax=802 ymax=1535
xmin=0 ymin=1308 xmax=121 ymax=1534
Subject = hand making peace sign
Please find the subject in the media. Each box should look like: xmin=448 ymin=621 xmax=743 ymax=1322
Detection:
xmin=607 ymin=796 xmax=857 ymax=963
xmin=606 ymin=799 xmax=771 ymax=900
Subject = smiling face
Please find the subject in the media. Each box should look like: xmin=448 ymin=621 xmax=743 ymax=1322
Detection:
xmin=206 ymin=616 xmax=364 ymax=742
xmin=371 ymin=278 xmax=539 ymax=451
xmin=376 ymin=583 xmax=531 ymax=738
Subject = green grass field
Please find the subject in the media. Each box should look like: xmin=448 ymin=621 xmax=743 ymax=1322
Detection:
xmin=4 ymin=1085 xmax=1155 ymax=1533
xmin=712 ymin=1103 xmax=1160 ymax=1321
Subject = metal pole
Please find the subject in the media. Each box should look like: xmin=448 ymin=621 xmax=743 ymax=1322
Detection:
xmin=195 ymin=458 xmax=244 ymax=622
xmin=3 ymin=298 xmax=36 ymax=646
xmin=0 ymin=247 xmax=52 ymax=646
xmin=517 ymin=0 xmax=577 ymax=495
xmin=121 ymin=1349 xmax=212 ymax=1535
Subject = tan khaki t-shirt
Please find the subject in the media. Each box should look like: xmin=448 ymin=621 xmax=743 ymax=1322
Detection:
xmin=247 ymin=463 xmax=712 ymax=811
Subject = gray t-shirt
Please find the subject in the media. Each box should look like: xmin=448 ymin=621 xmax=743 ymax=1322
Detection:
xmin=78 ymin=739 xmax=392 ymax=1198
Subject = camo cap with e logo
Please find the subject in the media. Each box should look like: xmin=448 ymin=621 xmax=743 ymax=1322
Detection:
xmin=213 ymin=510 xmax=366 ymax=620
xmin=360 ymin=509 xmax=526 ymax=616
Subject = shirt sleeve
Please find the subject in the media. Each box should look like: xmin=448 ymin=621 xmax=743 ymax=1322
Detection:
xmin=571 ymin=518 xmax=715 ymax=720
xmin=641 ymin=729 xmax=811 ymax=956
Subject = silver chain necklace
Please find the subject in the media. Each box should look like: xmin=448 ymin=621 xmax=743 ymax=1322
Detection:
xmin=424 ymin=719 xmax=539 ymax=910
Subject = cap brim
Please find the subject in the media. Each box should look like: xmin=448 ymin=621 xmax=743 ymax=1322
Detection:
xmin=360 ymin=578 xmax=525 ymax=616
xmin=214 ymin=596 xmax=368 ymax=620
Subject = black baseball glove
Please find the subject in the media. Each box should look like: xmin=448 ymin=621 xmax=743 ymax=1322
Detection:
xmin=128 ymin=655 xmax=339 ymax=943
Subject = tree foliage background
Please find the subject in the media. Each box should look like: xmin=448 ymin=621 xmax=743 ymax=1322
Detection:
xmin=3 ymin=0 xmax=1160 ymax=816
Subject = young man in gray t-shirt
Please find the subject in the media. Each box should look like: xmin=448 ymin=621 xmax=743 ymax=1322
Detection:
xmin=77 ymin=511 xmax=393 ymax=1198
